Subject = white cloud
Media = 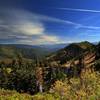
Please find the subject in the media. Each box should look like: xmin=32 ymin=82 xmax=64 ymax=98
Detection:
xmin=0 ymin=9 xmax=62 ymax=44
xmin=16 ymin=34 xmax=60 ymax=45
xmin=11 ymin=22 xmax=44 ymax=35
xmin=0 ymin=9 xmax=45 ymax=36
xmin=57 ymin=8 xmax=100 ymax=13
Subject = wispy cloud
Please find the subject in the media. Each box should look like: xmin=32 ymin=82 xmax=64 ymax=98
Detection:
xmin=1 ymin=8 xmax=100 ymax=31
xmin=16 ymin=35 xmax=60 ymax=45
xmin=0 ymin=9 xmax=62 ymax=44
xmin=0 ymin=8 xmax=100 ymax=44
xmin=57 ymin=8 xmax=100 ymax=13
xmin=77 ymin=25 xmax=100 ymax=30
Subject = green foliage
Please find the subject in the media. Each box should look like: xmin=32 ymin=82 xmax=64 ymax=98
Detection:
xmin=0 ymin=89 xmax=60 ymax=100
xmin=0 ymin=60 xmax=37 ymax=94
xmin=0 ymin=89 xmax=33 ymax=100
xmin=33 ymin=93 xmax=60 ymax=100
xmin=50 ymin=72 xmax=100 ymax=100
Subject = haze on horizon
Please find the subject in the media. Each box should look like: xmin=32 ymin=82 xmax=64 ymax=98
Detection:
xmin=0 ymin=0 xmax=100 ymax=45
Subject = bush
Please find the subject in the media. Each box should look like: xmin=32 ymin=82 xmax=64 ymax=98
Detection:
xmin=50 ymin=72 xmax=100 ymax=100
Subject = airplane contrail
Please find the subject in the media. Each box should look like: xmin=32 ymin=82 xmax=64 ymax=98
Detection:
xmin=57 ymin=8 xmax=100 ymax=13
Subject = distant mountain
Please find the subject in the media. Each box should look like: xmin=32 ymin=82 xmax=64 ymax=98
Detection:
xmin=39 ymin=43 xmax=68 ymax=51
xmin=0 ymin=44 xmax=50 ymax=60
xmin=0 ymin=43 xmax=69 ymax=61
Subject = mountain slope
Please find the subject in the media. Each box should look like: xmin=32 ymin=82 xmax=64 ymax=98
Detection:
xmin=0 ymin=44 xmax=52 ymax=60
xmin=47 ymin=41 xmax=96 ymax=64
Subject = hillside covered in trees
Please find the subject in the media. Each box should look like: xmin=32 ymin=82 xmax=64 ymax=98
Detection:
xmin=0 ymin=41 xmax=100 ymax=100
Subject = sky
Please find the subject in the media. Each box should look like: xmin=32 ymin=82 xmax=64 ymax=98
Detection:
xmin=0 ymin=0 xmax=100 ymax=45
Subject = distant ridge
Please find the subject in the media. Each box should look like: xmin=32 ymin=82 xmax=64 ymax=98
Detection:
xmin=0 ymin=43 xmax=68 ymax=61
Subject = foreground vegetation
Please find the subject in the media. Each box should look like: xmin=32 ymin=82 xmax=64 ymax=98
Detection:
xmin=0 ymin=71 xmax=100 ymax=100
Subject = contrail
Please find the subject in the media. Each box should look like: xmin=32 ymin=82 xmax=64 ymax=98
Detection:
xmin=57 ymin=8 xmax=100 ymax=13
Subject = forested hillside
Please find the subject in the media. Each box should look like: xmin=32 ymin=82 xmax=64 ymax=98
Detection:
xmin=47 ymin=41 xmax=96 ymax=62
xmin=0 ymin=44 xmax=53 ymax=63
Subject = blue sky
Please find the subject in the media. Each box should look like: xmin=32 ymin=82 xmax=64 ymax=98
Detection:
xmin=0 ymin=0 xmax=100 ymax=45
